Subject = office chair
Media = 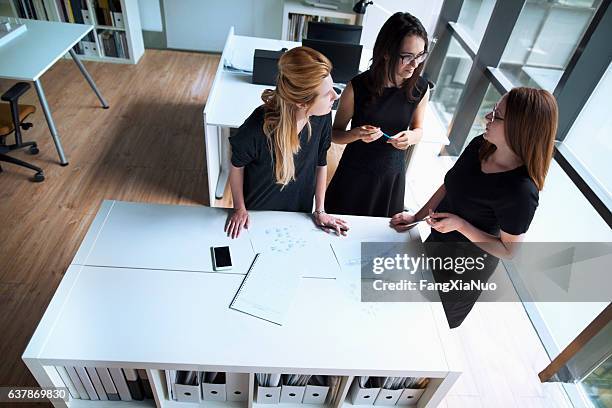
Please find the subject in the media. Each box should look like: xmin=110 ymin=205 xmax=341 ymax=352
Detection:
xmin=0 ymin=82 xmax=44 ymax=182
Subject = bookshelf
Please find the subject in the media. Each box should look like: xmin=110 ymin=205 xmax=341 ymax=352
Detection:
xmin=22 ymin=200 xmax=461 ymax=408
xmin=5 ymin=0 xmax=143 ymax=63
xmin=281 ymin=0 xmax=356 ymax=41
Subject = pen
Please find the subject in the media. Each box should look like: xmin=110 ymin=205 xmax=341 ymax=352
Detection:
xmin=403 ymin=215 xmax=432 ymax=228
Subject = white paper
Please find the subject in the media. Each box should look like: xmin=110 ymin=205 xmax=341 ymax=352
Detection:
xmin=248 ymin=212 xmax=341 ymax=278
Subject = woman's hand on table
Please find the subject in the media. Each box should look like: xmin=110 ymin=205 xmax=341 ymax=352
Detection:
xmin=225 ymin=207 xmax=250 ymax=239
xmin=313 ymin=211 xmax=349 ymax=236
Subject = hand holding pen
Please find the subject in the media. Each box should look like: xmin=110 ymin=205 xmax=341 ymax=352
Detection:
xmin=389 ymin=212 xmax=432 ymax=232
xmin=384 ymin=130 xmax=418 ymax=150
xmin=355 ymin=124 xmax=383 ymax=143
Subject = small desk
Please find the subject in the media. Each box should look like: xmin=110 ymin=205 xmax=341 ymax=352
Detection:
xmin=0 ymin=19 xmax=108 ymax=165
xmin=23 ymin=200 xmax=461 ymax=408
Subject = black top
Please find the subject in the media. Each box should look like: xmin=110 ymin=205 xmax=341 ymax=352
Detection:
xmin=431 ymin=135 xmax=539 ymax=242
xmin=229 ymin=105 xmax=332 ymax=212
xmin=339 ymin=71 xmax=429 ymax=173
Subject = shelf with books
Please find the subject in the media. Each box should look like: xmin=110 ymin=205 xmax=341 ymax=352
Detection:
xmin=7 ymin=0 xmax=142 ymax=63
xmin=281 ymin=0 xmax=356 ymax=41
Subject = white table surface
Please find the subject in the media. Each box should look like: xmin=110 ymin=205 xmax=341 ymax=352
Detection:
xmin=0 ymin=19 xmax=93 ymax=81
xmin=72 ymin=200 xmax=419 ymax=278
xmin=32 ymin=264 xmax=450 ymax=375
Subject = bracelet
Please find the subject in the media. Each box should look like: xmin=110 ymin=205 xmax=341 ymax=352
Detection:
xmin=313 ymin=210 xmax=326 ymax=215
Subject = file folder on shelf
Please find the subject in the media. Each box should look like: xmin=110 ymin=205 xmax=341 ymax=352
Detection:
xmin=202 ymin=372 xmax=226 ymax=401
xmin=226 ymin=372 xmax=249 ymax=402
xmin=85 ymin=367 xmax=108 ymax=401
xmin=109 ymin=367 xmax=132 ymax=401
xmin=55 ymin=367 xmax=78 ymax=399
xmin=75 ymin=366 xmax=99 ymax=400
xmin=97 ymin=367 xmax=121 ymax=401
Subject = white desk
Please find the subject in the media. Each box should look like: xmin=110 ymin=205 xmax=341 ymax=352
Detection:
xmin=0 ymin=19 xmax=108 ymax=165
xmin=24 ymin=200 xmax=461 ymax=408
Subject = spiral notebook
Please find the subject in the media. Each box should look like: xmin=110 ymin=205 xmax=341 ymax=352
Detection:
xmin=230 ymin=253 xmax=303 ymax=325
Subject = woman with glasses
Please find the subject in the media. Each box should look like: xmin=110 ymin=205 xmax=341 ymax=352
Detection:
xmin=390 ymin=88 xmax=558 ymax=327
xmin=324 ymin=12 xmax=430 ymax=217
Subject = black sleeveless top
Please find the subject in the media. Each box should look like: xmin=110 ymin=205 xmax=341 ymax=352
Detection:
xmin=325 ymin=71 xmax=428 ymax=217
xmin=342 ymin=71 xmax=428 ymax=172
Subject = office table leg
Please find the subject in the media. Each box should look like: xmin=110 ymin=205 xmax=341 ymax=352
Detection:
xmin=33 ymin=79 xmax=68 ymax=166
xmin=69 ymin=49 xmax=109 ymax=109
xmin=215 ymin=127 xmax=231 ymax=199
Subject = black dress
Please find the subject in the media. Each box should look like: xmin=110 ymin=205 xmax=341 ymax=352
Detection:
xmin=229 ymin=106 xmax=332 ymax=212
xmin=425 ymin=135 xmax=539 ymax=328
xmin=325 ymin=71 xmax=429 ymax=217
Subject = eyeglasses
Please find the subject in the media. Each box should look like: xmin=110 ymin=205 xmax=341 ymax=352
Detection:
xmin=399 ymin=52 xmax=428 ymax=65
xmin=489 ymin=103 xmax=505 ymax=122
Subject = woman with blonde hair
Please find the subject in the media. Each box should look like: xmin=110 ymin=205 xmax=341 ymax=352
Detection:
xmin=225 ymin=46 xmax=348 ymax=238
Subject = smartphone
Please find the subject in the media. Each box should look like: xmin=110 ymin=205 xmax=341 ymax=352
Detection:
xmin=212 ymin=246 xmax=233 ymax=271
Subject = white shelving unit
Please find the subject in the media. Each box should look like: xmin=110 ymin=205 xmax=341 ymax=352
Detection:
xmin=5 ymin=0 xmax=143 ymax=63
xmin=281 ymin=0 xmax=356 ymax=41
xmin=23 ymin=200 xmax=462 ymax=408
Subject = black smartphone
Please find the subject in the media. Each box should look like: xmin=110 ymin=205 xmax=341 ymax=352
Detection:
xmin=212 ymin=246 xmax=233 ymax=271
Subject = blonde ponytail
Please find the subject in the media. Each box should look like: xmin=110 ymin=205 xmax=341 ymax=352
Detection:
xmin=261 ymin=47 xmax=332 ymax=186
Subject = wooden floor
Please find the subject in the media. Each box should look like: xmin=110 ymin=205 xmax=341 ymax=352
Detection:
xmin=0 ymin=50 xmax=571 ymax=407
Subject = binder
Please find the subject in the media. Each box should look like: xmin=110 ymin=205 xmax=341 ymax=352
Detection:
xmin=374 ymin=388 xmax=402 ymax=405
xmin=111 ymin=11 xmax=123 ymax=28
xmin=202 ymin=372 xmax=226 ymax=401
xmin=109 ymin=367 xmax=132 ymax=401
xmin=85 ymin=367 xmax=108 ymax=401
xmin=165 ymin=369 xmax=176 ymax=400
xmin=66 ymin=366 xmax=88 ymax=400
xmin=226 ymin=372 xmax=249 ymax=402
xmin=255 ymin=385 xmax=281 ymax=404
xmin=96 ymin=367 xmax=120 ymax=401
xmin=303 ymin=377 xmax=329 ymax=404
xmin=75 ymin=366 xmax=99 ymax=400
xmin=349 ymin=378 xmax=380 ymax=406
xmin=174 ymin=371 xmax=201 ymax=403
xmin=81 ymin=8 xmax=91 ymax=24
xmin=280 ymin=383 xmax=305 ymax=403
xmin=123 ymin=368 xmax=144 ymax=400
xmin=55 ymin=366 xmax=79 ymax=399
xmin=397 ymin=388 xmax=425 ymax=406
xmin=63 ymin=0 xmax=74 ymax=22
xmin=137 ymin=369 xmax=154 ymax=399
xmin=69 ymin=0 xmax=83 ymax=23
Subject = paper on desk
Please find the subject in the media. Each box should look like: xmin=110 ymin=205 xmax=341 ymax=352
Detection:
xmin=248 ymin=212 xmax=341 ymax=278
xmin=230 ymin=253 xmax=303 ymax=326
xmin=224 ymin=48 xmax=254 ymax=72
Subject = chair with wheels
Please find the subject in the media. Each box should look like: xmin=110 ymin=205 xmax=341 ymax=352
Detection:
xmin=0 ymin=82 xmax=44 ymax=182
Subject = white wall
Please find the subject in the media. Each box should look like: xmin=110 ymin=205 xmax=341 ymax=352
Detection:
xmin=360 ymin=0 xmax=444 ymax=50
xmin=138 ymin=0 xmax=163 ymax=32
xmin=163 ymin=0 xmax=283 ymax=52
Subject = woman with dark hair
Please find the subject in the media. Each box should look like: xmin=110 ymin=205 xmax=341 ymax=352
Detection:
xmin=324 ymin=12 xmax=430 ymax=217
xmin=390 ymin=87 xmax=558 ymax=327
